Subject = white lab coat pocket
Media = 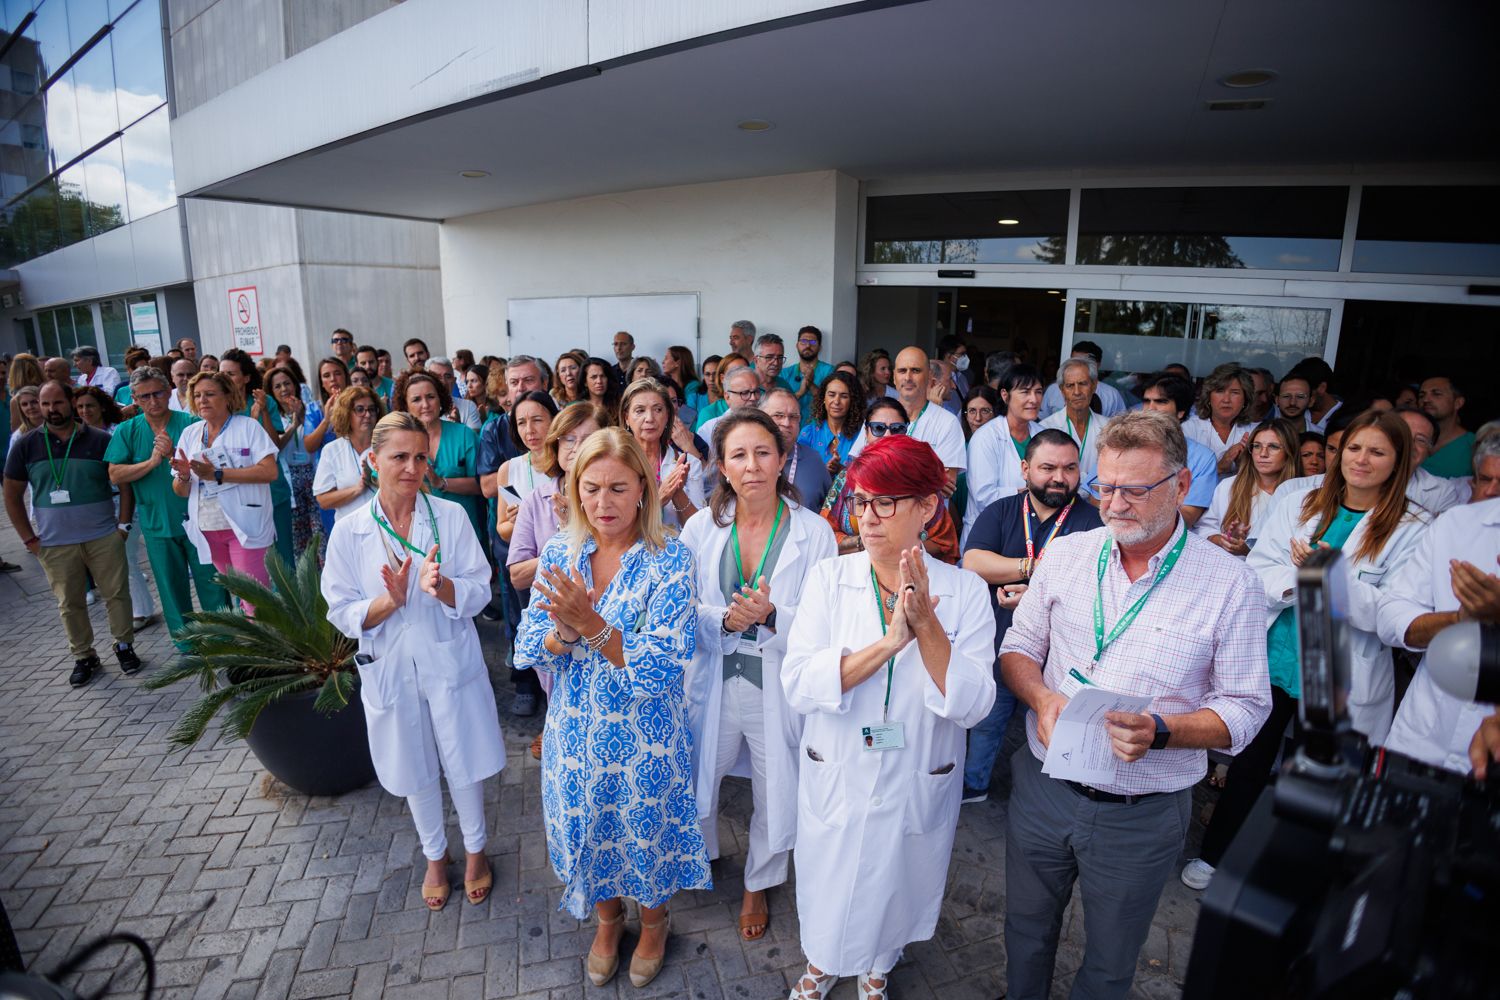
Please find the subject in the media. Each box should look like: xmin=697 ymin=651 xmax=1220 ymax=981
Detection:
xmin=903 ymin=766 xmax=960 ymax=836
xmin=798 ymin=751 xmax=848 ymax=831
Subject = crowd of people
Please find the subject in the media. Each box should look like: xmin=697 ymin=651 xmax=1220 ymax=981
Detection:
xmin=3 ymin=321 xmax=1498 ymax=1000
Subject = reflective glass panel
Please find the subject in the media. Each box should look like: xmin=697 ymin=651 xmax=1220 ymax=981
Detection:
xmin=1076 ymin=187 xmax=1346 ymax=271
xmin=42 ymin=69 xmax=80 ymax=166
xmin=55 ymin=157 xmax=83 ymax=242
xmin=100 ymin=296 xmax=130 ymax=367
xmin=68 ymin=31 xmax=114 ymax=151
xmin=1353 ymin=185 xmax=1500 ymax=277
xmin=110 ymin=0 xmax=163 ymax=128
xmin=28 ymin=0 xmax=68 ymax=82
xmin=66 ymin=0 xmax=107 ymax=51
xmin=865 ymin=190 xmax=1069 ymax=264
xmin=120 ymin=103 xmax=171 ymax=218
xmin=79 ymin=134 xmax=122 ymax=234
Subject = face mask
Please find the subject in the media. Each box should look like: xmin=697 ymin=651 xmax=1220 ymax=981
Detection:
xmin=952 ymin=354 xmax=970 ymax=373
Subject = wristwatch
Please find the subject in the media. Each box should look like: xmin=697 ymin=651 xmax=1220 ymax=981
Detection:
xmin=1149 ymin=713 xmax=1171 ymax=750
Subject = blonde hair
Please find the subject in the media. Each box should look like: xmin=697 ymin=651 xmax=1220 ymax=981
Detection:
xmin=186 ymin=370 xmax=243 ymax=416
xmin=564 ymin=427 xmax=666 ymax=556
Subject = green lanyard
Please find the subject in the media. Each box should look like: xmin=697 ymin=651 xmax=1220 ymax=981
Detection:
xmin=370 ymin=493 xmax=441 ymax=563
xmin=1091 ymin=527 xmax=1187 ymax=667
xmin=731 ymin=499 xmax=784 ymax=589
xmin=44 ymin=426 xmax=79 ymax=491
xmin=869 ymin=567 xmax=897 ymax=722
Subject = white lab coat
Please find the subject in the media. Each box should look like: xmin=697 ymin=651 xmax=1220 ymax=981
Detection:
xmin=321 ymin=493 xmax=506 ymax=797
xmin=178 ymin=414 xmax=278 ymax=566
xmin=963 ymin=417 xmax=1043 ymax=543
xmin=1247 ymin=483 xmax=1430 ymax=743
xmin=1378 ymin=498 xmax=1499 ymax=773
xmin=679 ymin=500 xmax=837 ymax=861
xmin=782 ymin=552 xmax=996 ymax=975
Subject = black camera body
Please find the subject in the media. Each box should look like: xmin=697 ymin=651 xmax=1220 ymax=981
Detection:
xmin=1184 ymin=549 xmax=1500 ymax=999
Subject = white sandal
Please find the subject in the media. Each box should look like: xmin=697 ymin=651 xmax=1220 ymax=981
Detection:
xmin=788 ymin=964 xmax=838 ymax=999
xmin=858 ymin=971 xmax=890 ymax=998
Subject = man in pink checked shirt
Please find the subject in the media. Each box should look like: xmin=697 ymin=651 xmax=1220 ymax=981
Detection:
xmin=998 ymin=410 xmax=1271 ymax=1000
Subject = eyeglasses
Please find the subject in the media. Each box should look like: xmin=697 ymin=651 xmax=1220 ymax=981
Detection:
xmin=866 ymin=421 xmax=907 ymax=437
xmin=726 ymin=387 xmax=765 ymax=402
xmin=849 ymin=494 xmax=916 ymax=518
xmin=135 ymin=389 xmax=168 ymax=401
xmin=1087 ymin=472 xmax=1177 ymax=503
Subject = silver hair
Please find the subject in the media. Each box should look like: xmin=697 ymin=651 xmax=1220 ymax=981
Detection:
xmin=1096 ymin=410 xmax=1187 ymax=474
xmin=731 ymin=320 xmax=757 ymax=336
xmin=1057 ymin=357 xmax=1098 ymax=383
xmin=129 ymin=366 xmax=168 ymax=390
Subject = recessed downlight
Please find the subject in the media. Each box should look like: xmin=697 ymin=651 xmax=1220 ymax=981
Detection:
xmin=736 ymin=119 xmax=774 ymax=132
xmin=1220 ymin=69 xmax=1276 ymax=88
xmin=997 ymin=218 xmax=1020 ymax=225
xmin=459 ymin=169 xmax=490 ymax=179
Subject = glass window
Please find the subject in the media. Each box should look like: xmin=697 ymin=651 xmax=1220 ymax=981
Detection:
xmin=865 ymin=190 xmax=1069 ymax=264
xmin=110 ymin=0 xmax=163 ymax=128
xmin=68 ymin=31 xmax=114 ymax=151
xmin=1353 ymin=185 xmax=1500 ymax=277
xmin=66 ymin=0 xmax=107 ymax=51
xmin=99 ymin=296 xmax=130 ymax=367
xmin=27 ymin=0 xmax=69 ymax=82
xmin=37 ymin=307 xmax=58 ymax=357
xmin=79 ymin=134 xmax=122 ymax=234
xmin=120 ymin=103 xmax=170 ymax=218
xmin=1076 ymin=187 xmax=1346 ymax=271
xmin=1074 ymin=298 xmax=1329 ymax=377
xmin=42 ymin=70 xmax=80 ymax=166
xmin=55 ymin=157 xmax=83 ymax=243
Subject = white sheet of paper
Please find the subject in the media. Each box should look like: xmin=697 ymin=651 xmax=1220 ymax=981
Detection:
xmin=1041 ymin=685 xmax=1153 ymax=785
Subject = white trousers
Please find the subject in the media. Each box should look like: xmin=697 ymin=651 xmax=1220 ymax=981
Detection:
xmin=406 ymin=778 xmax=487 ymax=861
xmin=706 ymin=675 xmax=788 ymax=892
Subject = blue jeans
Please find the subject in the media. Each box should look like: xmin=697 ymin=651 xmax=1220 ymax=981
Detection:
xmin=964 ymin=672 xmax=1019 ymax=789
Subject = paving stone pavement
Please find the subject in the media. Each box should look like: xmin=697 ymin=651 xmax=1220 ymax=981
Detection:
xmin=0 ymin=529 xmax=1204 ymax=999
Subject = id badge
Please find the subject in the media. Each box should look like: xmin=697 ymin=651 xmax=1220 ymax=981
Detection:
xmin=861 ymin=722 xmax=905 ymax=752
xmin=48 ymin=489 xmax=70 ymax=504
xmin=1056 ymin=666 xmax=1092 ymax=700
xmin=735 ymin=628 xmax=761 ymax=656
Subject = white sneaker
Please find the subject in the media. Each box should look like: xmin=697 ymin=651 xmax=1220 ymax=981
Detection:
xmin=1180 ymin=858 xmax=1215 ymax=890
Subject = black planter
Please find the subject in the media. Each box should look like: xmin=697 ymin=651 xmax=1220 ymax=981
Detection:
xmin=243 ymin=687 xmax=377 ymax=797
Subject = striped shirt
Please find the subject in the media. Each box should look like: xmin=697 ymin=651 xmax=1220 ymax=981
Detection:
xmin=1000 ymin=519 xmax=1272 ymax=795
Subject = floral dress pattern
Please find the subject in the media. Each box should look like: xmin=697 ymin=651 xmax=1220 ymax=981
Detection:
xmin=513 ymin=531 xmax=712 ymax=918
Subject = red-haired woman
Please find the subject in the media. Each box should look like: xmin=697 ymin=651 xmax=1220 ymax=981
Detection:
xmin=781 ymin=433 xmax=997 ymax=1000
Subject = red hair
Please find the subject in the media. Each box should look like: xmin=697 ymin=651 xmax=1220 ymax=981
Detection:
xmin=847 ymin=434 xmax=946 ymax=498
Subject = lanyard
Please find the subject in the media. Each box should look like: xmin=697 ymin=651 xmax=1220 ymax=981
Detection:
xmin=43 ymin=426 xmax=79 ymax=490
xmin=869 ymin=567 xmax=897 ymax=722
xmin=1022 ymin=494 xmax=1073 ymax=566
xmin=731 ymin=500 xmax=785 ymax=589
xmin=1091 ymin=527 xmax=1186 ymax=667
xmin=370 ymin=492 xmax=441 ymax=563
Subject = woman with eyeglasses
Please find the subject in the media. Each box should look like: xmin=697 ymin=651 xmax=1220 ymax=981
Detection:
xmin=799 ymin=371 xmax=865 ymax=478
xmin=1181 ymin=410 xmax=1428 ymax=892
xmin=314 ymin=386 xmax=385 ymax=522
xmin=1194 ymin=418 xmax=1300 ymax=558
xmin=621 ymin=378 xmax=705 ymax=529
xmin=679 ymin=408 xmax=837 ymax=945
xmin=782 ymin=433 xmax=995 ymax=1000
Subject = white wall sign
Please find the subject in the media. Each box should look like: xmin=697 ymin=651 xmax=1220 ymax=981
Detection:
xmin=128 ymin=301 xmax=163 ymax=355
xmin=228 ymin=286 xmax=263 ymax=355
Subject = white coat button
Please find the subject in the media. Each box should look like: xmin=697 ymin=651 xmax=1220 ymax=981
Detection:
xmin=871 ymin=796 xmax=882 ymax=808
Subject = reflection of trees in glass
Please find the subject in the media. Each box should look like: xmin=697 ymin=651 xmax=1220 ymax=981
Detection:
xmin=1077 ymin=235 xmax=1247 ymax=269
xmin=0 ymin=182 xmax=125 ymax=266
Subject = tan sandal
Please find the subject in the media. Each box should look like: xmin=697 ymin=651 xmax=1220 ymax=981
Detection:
xmin=464 ymin=854 xmax=493 ymax=905
xmin=420 ymin=853 xmax=452 ymax=911
xmin=586 ymin=903 xmax=626 ymax=986
xmin=629 ymin=910 xmax=670 ymax=988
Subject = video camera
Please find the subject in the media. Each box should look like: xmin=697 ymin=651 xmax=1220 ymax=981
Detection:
xmin=1184 ymin=548 xmax=1500 ymax=999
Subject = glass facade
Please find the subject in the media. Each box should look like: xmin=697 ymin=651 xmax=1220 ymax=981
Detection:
xmin=0 ymin=0 xmax=171 ymax=267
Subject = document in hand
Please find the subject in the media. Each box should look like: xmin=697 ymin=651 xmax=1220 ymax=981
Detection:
xmin=1041 ymin=685 xmax=1152 ymax=785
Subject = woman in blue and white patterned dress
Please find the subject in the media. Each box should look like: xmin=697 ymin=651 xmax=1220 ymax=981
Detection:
xmin=515 ymin=426 xmax=710 ymax=991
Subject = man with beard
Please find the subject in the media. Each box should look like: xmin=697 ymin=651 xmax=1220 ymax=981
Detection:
xmin=959 ymin=429 xmax=1103 ymax=803
xmin=998 ymin=410 xmax=1270 ymax=1000
xmin=787 ymin=325 xmax=834 ymax=423
xmin=4 ymin=381 xmax=142 ymax=686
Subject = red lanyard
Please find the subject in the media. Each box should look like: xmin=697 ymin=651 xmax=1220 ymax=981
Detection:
xmin=1022 ymin=493 xmax=1073 ymax=565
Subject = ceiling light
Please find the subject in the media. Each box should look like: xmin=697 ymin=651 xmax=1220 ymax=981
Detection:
xmin=997 ymin=218 xmax=1020 ymax=225
xmin=736 ymin=119 xmax=774 ymax=132
xmin=458 ymin=170 xmax=490 ymax=179
xmin=1220 ymin=69 xmax=1277 ymax=89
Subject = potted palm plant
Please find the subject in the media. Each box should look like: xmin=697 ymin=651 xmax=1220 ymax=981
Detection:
xmin=145 ymin=536 xmax=377 ymax=797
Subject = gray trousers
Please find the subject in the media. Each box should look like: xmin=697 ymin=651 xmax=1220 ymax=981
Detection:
xmin=1003 ymin=746 xmax=1190 ymax=1000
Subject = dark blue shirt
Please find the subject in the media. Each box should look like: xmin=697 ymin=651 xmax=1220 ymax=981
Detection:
xmin=963 ymin=489 xmax=1103 ymax=647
